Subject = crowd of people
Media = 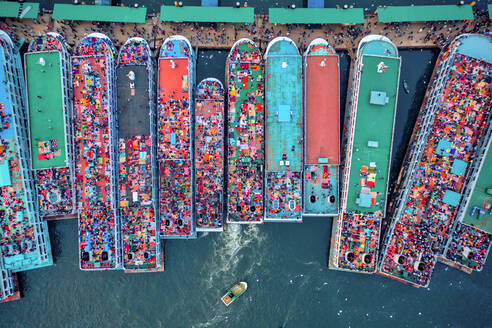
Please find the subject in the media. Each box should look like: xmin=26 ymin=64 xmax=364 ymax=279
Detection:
xmin=445 ymin=222 xmax=492 ymax=271
xmin=27 ymin=34 xmax=75 ymax=218
xmin=159 ymin=161 xmax=193 ymax=236
xmin=266 ymin=171 xmax=302 ymax=219
xmin=121 ymin=207 xmax=157 ymax=269
xmin=117 ymin=38 xmax=159 ymax=269
xmin=36 ymin=168 xmax=73 ymax=217
xmin=337 ymin=212 xmax=381 ymax=272
xmin=195 ymin=79 xmax=224 ymax=229
xmin=27 ymin=33 xmax=65 ymax=53
xmin=0 ymin=138 xmax=37 ymax=258
xmin=380 ymin=51 xmax=491 ymax=287
xmin=157 ymin=38 xmax=194 ymax=237
xmin=228 ymin=40 xmax=265 ymax=222
xmin=72 ymin=40 xmax=117 ymax=267
xmin=118 ymin=38 xmax=150 ymax=66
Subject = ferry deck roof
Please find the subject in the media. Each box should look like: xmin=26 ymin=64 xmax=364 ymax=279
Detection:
xmin=25 ymin=51 xmax=67 ymax=169
xmin=345 ymin=55 xmax=400 ymax=214
xmin=305 ymin=54 xmax=339 ymax=165
xmin=266 ymin=41 xmax=302 ymax=172
xmin=463 ymin=140 xmax=492 ymax=234
xmin=160 ymin=6 xmax=254 ymax=23
xmin=377 ymin=5 xmax=474 ymax=23
xmin=268 ymin=8 xmax=364 ymax=24
xmin=0 ymin=2 xmax=39 ymax=19
xmin=116 ymin=66 xmax=150 ymax=138
xmin=52 ymin=4 xmax=147 ymax=23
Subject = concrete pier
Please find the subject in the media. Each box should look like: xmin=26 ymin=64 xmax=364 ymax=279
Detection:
xmin=1 ymin=12 xmax=489 ymax=54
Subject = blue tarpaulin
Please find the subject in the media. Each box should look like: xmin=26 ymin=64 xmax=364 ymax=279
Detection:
xmin=278 ymin=105 xmax=291 ymax=122
xmin=201 ymin=0 xmax=218 ymax=6
xmin=0 ymin=161 xmax=11 ymax=187
xmin=443 ymin=190 xmax=461 ymax=207
xmin=451 ymin=159 xmax=467 ymax=177
xmin=436 ymin=139 xmax=452 ymax=157
xmin=308 ymin=0 xmax=324 ymax=8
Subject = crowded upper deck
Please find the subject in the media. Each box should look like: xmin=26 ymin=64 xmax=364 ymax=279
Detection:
xmin=330 ymin=35 xmax=400 ymax=274
xmin=117 ymin=38 xmax=160 ymax=270
xmin=379 ymin=36 xmax=491 ymax=287
xmin=25 ymin=33 xmax=75 ymax=218
xmin=157 ymin=36 xmax=196 ymax=238
xmin=73 ymin=34 xmax=119 ymax=270
xmin=264 ymin=37 xmax=303 ymax=222
xmin=227 ymin=39 xmax=265 ymax=224
xmin=0 ymin=31 xmax=53 ymax=272
xmin=195 ymin=78 xmax=224 ymax=231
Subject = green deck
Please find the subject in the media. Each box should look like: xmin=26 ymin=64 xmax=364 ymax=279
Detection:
xmin=0 ymin=2 xmax=39 ymax=19
xmin=53 ymin=4 xmax=146 ymax=23
xmin=25 ymin=51 xmax=67 ymax=169
xmin=463 ymin=141 xmax=492 ymax=234
xmin=160 ymin=6 xmax=254 ymax=23
xmin=346 ymin=55 xmax=400 ymax=214
xmin=268 ymin=8 xmax=364 ymax=24
xmin=377 ymin=5 xmax=474 ymax=23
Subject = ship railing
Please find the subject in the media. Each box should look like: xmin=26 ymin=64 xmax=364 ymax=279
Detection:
xmin=339 ymin=59 xmax=361 ymax=210
xmin=6 ymin=46 xmax=52 ymax=266
xmin=106 ymin=53 xmax=122 ymax=269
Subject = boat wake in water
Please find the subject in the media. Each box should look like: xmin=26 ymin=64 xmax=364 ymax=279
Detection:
xmin=192 ymin=224 xmax=266 ymax=328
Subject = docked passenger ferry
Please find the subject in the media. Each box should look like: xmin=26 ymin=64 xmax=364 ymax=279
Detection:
xmin=25 ymin=33 xmax=75 ymax=219
xmin=264 ymin=37 xmax=303 ymax=222
xmin=0 ymin=30 xmax=53 ymax=273
xmin=378 ymin=34 xmax=491 ymax=287
xmin=73 ymin=33 xmax=121 ymax=270
xmin=195 ymin=78 xmax=225 ymax=231
xmin=303 ymin=38 xmax=339 ymax=217
xmin=116 ymin=37 xmax=162 ymax=271
xmin=329 ymin=35 xmax=400 ymax=273
xmin=226 ymin=38 xmax=264 ymax=224
xmin=157 ymin=35 xmax=196 ymax=238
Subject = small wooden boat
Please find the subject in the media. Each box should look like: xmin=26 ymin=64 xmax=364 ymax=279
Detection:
xmin=221 ymin=282 xmax=247 ymax=306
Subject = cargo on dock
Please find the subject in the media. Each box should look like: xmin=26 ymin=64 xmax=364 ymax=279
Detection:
xmin=226 ymin=38 xmax=265 ymax=224
xmin=195 ymin=78 xmax=224 ymax=231
xmin=25 ymin=33 xmax=75 ymax=219
xmin=303 ymin=38 xmax=339 ymax=217
xmin=117 ymin=37 xmax=162 ymax=271
xmin=378 ymin=34 xmax=491 ymax=287
xmin=264 ymin=37 xmax=303 ymax=222
xmin=330 ymin=35 xmax=400 ymax=273
xmin=157 ymin=35 xmax=196 ymax=238
xmin=73 ymin=33 xmax=121 ymax=270
xmin=0 ymin=30 xmax=53 ymax=273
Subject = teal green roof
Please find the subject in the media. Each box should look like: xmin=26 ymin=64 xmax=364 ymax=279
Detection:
xmin=0 ymin=2 xmax=39 ymax=19
xmin=53 ymin=4 xmax=146 ymax=23
xmin=377 ymin=5 xmax=474 ymax=23
xmin=268 ymin=8 xmax=364 ymax=24
xmin=346 ymin=55 xmax=400 ymax=214
xmin=463 ymin=141 xmax=492 ymax=234
xmin=443 ymin=190 xmax=461 ymax=207
xmin=25 ymin=51 xmax=67 ymax=169
xmin=489 ymin=5 xmax=491 ymax=20
xmin=266 ymin=39 xmax=299 ymax=56
xmin=160 ymin=6 xmax=254 ymax=23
